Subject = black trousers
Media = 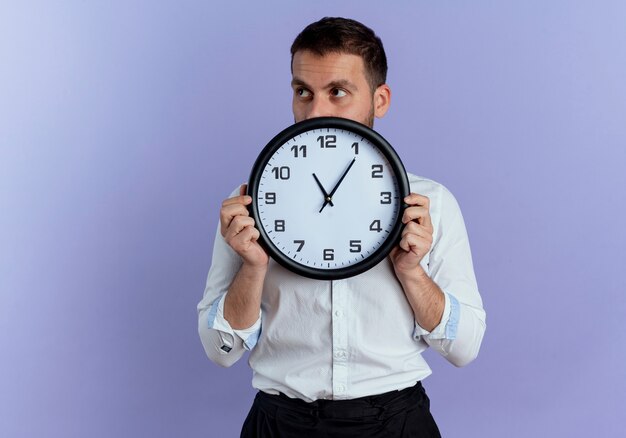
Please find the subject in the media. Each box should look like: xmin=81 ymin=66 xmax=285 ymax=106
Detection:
xmin=240 ymin=382 xmax=441 ymax=437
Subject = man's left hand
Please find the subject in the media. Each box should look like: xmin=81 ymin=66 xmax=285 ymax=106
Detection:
xmin=390 ymin=193 xmax=433 ymax=279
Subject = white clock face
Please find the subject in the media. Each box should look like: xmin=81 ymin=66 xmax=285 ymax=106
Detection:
xmin=251 ymin=120 xmax=406 ymax=279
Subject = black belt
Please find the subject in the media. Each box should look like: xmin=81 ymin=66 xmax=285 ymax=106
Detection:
xmin=255 ymin=382 xmax=425 ymax=420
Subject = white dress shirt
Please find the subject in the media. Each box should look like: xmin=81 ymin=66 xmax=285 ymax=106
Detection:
xmin=198 ymin=173 xmax=486 ymax=402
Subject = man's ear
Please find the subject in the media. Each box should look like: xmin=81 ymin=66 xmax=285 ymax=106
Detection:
xmin=374 ymin=84 xmax=391 ymax=118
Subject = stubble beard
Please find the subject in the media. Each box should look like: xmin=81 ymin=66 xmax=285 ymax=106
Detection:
xmin=292 ymin=102 xmax=376 ymax=128
xmin=364 ymin=103 xmax=375 ymax=128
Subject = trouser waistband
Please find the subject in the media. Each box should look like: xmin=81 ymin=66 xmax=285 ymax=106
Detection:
xmin=255 ymin=382 xmax=425 ymax=420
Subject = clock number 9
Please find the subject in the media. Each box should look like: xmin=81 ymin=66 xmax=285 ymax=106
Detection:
xmin=317 ymin=135 xmax=336 ymax=148
xmin=323 ymin=248 xmax=335 ymax=261
xmin=265 ymin=192 xmax=276 ymax=204
xmin=272 ymin=166 xmax=290 ymax=180
xmin=371 ymin=164 xmax=383 ymax=178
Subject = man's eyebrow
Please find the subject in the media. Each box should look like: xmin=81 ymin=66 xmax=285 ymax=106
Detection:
xmin=291 ymin=77 xmax=358 ymax=91
xmin=327 ymin=79 xmax=358 ymax=91
xmin=291 ymin=78 xmax=309 ymax=88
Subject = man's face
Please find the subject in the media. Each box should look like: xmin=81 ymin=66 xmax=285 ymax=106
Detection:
xmin=291 ymin=50 xmax=389 ymax=128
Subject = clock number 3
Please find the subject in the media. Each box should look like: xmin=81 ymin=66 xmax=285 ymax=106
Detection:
xmin=380 ymin=192 xmax=392 ymax=204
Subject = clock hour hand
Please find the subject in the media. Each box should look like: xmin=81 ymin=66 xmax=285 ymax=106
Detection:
xmin=312 ymin=173 xmax=334 ymax=207
xmin=320 ymin=158 xmax=356 ymax=213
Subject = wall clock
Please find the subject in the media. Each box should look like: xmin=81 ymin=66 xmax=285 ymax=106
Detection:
xmin=247 ymin=117 xmax=409 ymax=280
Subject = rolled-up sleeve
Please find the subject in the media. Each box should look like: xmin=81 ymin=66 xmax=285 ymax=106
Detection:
xmin=413 ymin=184 xmax=486 ymax=367
xmin=197 ymin=210 xmax=262 ymax=368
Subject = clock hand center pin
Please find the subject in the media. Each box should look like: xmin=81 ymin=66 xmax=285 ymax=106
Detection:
xmin=312 ymin=173 xmax=334 ymax=208
xmin=319 ymin=158 xmax=356 ymax=213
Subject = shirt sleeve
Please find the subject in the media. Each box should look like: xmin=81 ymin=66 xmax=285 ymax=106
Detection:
xmin=197 ymin=189 xmax=263 ymax=368
xmin=413 ymin=184 xmax=486 ymax=367
xmin=208 ymin=294 xmax=262 ymax=350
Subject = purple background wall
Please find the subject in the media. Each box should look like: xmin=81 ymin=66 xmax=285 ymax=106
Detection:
xmin=1 ymin=1 xmax=625 ymax=437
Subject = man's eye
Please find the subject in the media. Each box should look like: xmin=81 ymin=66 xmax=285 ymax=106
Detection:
xmin=331 ymin=88 xmax=347 ymax=97
xmin=297 ymin=88 xmax=311 ymax=98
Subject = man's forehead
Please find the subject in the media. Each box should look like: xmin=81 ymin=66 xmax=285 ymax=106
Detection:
xmin=292 ymin=50 xmax=367 ymax=82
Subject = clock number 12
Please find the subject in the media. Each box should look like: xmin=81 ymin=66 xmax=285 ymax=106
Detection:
xmin=317 ymin=135 xmax=336 ymax=148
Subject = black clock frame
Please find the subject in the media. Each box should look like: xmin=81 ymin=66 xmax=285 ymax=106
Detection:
xmin=247 ymin=117 xmax=410 ymax=280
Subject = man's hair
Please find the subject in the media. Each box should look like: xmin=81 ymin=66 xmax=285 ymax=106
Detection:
xmin=290 ymin=17 xmax=388 ymax=91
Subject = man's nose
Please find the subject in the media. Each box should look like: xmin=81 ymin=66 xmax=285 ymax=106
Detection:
xmin=307 ymin=97 xmax=333 ymax=119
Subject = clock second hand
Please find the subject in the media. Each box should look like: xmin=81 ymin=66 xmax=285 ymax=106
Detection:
xmin=319 ymin=158 xmax=357 ymax=213
xmin=312 ymin=173 xmax=334 ymax=208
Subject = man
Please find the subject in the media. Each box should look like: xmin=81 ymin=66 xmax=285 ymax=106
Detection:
xmin=198 ymin=17 xmax=486 ymax=437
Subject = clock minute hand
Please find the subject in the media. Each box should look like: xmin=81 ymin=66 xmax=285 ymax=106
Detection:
xmin=319 ymin=158 xmax=356 ymax=213
xmin=312 ymin=173 xmax=334 ymax=207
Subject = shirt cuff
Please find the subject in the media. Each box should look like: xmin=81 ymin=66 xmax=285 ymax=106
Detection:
xmin=208 ymin=294 xmax=262 ymax=350
xmin=413 ymin=292 xmax=460 ymax=341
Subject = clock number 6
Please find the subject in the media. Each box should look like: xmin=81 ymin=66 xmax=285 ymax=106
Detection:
xmin=323 ymin=248 xmax=334 ymax=261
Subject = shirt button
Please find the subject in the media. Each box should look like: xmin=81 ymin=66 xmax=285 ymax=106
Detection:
xmin=334 ymin=350 xmax=347 ymax=360
xmin=334 ymin=309 xmax=343 ymax=317
xmin=335 ymin=384 xmax=345 ymax=393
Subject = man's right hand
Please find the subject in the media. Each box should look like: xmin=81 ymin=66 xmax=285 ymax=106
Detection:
xmin=220 ymin=184 xmax=269 ymax=269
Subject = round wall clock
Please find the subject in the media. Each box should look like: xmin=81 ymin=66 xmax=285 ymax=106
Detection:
xmin=247 ymin=117 xmax=409 ymax=280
